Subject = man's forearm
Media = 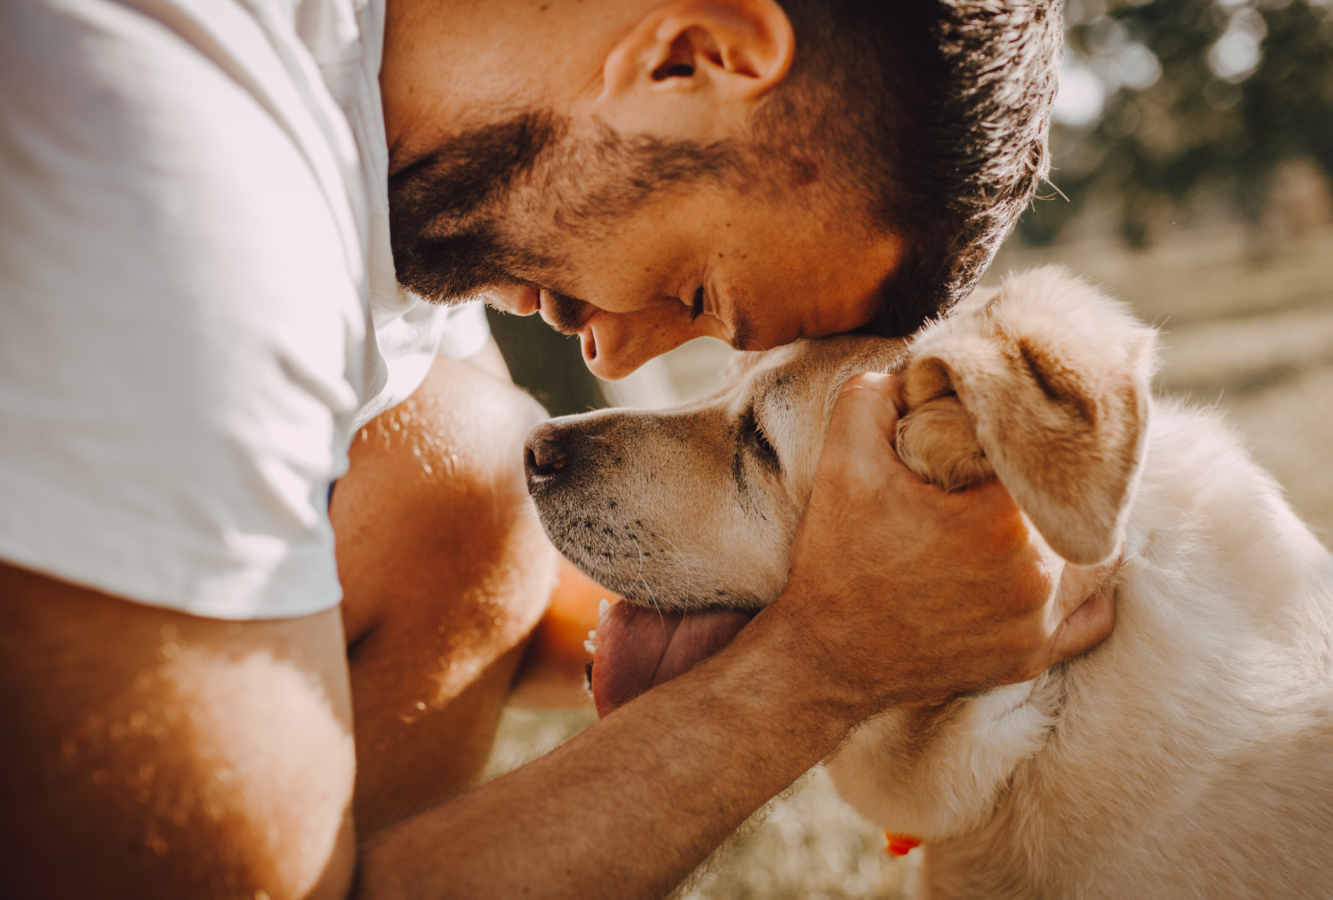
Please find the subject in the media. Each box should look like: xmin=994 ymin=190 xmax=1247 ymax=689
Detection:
xmin=353 ymin=602 xmax=851 ymax=900
xmin=352 ymin=372 xmax=1121 ymax=900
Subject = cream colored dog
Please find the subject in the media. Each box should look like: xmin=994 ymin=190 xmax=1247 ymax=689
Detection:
xmin=524 ymin=267 xmax=1333 ymax=899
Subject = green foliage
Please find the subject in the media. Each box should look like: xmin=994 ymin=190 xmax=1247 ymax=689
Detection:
xmin=1022 ymin=0 xmax=1333 ymax=246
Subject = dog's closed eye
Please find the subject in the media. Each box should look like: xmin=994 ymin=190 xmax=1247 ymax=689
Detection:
xmin=741 ymin=407 xmax=780 ymax=472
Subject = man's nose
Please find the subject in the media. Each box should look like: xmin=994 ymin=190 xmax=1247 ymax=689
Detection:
xmin=579 ymin=309 xmax=701 ymax=380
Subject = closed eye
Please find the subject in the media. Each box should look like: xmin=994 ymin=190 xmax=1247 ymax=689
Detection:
xmin=690 ymin=287 xmax=705 ymax=323
xmin=742 ymin=407 xmax=780 ymax=471
xmin=753 ymin=422 xmax=776 ymax=459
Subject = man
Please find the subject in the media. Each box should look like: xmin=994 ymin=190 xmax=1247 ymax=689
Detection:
xmin=0 ymin=0 xmax=1112 ymax=898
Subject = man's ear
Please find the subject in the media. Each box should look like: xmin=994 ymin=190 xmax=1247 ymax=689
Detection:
xmin=599 ymin=0 xmax=794 ymax=135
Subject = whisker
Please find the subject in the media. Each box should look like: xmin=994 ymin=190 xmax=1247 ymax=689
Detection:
xmin=652 ymin=531 xmax=694 ymax=606
xmin=628 ymin=533 xmax=664 ymax=626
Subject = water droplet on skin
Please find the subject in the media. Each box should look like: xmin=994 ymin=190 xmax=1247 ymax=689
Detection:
xmin=160 ymin=642 xmax=180 ymax=661
xmin=415 ymin=701 xmax=426 ymax=711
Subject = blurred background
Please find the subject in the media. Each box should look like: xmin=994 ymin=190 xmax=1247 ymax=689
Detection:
xmin=487 ymin=0 xmax=1333 ymax=895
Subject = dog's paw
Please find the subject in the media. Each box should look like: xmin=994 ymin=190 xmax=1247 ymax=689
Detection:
xmin=894 ymin=396 xmax=992 ymax=492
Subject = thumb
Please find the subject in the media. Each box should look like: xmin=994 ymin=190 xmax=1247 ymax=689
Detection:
xmin=828 ymin=371 xmax=903 ymax=442
xmin=820 ymin=373 xmax=910 ymax=485
xmin=1046 ymin=584 xmax=1116 ymax=667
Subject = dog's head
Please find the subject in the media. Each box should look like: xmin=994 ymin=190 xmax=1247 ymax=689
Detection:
xmin=526 ymin=267 xmax=1156 ymax=610
xmin=525 ymin=335 xmax=906 ymax=612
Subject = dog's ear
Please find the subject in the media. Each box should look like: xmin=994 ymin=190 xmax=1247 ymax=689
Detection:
xmin=896 ymin=268 xmax=1156 ymax=566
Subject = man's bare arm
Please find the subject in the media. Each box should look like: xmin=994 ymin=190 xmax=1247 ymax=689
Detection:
xmin=1 ymin=559 xmax=849 ymax=900
xmin=0 ymin=563 xmax=358 ymax=900
xmin=1 ymin=374 xmax=1112 ymax=900
xmin=351 ymin=373 xmax=1114 ymax=900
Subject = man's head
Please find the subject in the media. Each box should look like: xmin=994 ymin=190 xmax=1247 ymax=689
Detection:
xmin=383 ymin=0 xmax=1061 ymax=378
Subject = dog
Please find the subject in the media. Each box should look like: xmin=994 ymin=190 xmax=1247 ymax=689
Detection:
xmin=524 ymin=267 xmax=1333 ymax=899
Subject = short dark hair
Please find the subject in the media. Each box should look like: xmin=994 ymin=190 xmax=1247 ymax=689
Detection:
xmin=755 ymin=0 xmax=1062 ymax=336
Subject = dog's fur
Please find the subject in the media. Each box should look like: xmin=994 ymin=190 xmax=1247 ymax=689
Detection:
xmin=527 ymin=267 xmax=1333 ymax=899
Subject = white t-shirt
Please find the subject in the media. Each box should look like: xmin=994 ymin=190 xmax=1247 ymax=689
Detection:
xmin=0 ymin=0 xmax=489 ymax=619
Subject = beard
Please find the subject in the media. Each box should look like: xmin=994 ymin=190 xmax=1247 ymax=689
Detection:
xmin=387 ymin=109 xmax=741 ymax=307
xmin=386 ymin=112 xmax=564 ymax=305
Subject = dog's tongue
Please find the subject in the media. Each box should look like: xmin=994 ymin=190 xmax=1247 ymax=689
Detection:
xmin=591 ymin=600 xmax=756 ymax=717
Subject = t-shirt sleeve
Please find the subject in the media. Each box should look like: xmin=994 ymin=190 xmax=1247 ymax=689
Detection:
xmin=0 ymin=0 xmax=366 ymax=619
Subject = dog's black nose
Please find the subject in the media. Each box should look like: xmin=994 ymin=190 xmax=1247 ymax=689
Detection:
xmin=525 ymin=423 xmax=576 ymax=491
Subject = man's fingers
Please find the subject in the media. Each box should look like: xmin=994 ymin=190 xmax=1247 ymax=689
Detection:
xmin=819 ymin=373 xmax=910 ymax=488
xmin=1054 ymin=555 xmax=1121 ymax=621
xmin=1045 ymin=585 xmax=1116 ymax=668
xmin=830 ymin=372 xmax=902 ymax=440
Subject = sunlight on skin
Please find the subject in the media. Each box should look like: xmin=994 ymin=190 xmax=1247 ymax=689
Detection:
xmin=158 ymin=645 xmax=356 ymax=897
xmin=1 ymin=567 xmax=358 ymax=900
xmin=485 ymin=185 xmax=905 ymax=381
xmin=384 ymin=0 xmax=906 ymax=382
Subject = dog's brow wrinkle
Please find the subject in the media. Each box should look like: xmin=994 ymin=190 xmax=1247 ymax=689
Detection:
xmin=731 ymin=439 xmax=749 ymax=506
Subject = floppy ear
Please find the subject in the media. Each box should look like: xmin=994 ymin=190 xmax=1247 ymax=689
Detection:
xmin=894 ymin=268 xmax=1156 ymax=566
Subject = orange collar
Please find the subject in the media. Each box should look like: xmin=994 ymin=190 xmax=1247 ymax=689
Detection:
xmin=885 ymin=832 xmax=922 ymax=857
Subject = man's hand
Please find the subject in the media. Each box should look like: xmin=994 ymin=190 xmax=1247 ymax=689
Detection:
xmin=774 ymin=372 xmax=1117 ymax=718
